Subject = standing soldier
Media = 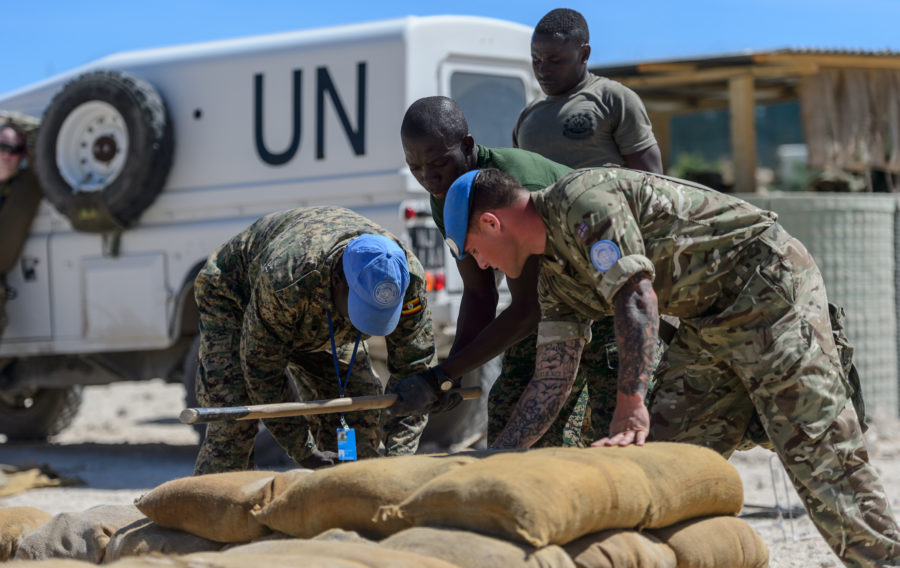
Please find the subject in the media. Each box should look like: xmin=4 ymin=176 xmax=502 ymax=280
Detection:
xmin=0 ymin=118 xmax=42 ymax=342
xmin=430 ymin=166 xmax=897 ymax=568
xmin=193 ymin=207 xmax=436 ymax=474
xmin=513 ymin=8 xmax=663 ymax=173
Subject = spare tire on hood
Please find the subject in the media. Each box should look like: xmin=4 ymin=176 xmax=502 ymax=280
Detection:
xmin=34 ymin=70 xmax=174 ymax=232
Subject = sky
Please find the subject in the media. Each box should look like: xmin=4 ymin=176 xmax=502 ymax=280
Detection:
xmin=4 ymin=0 xmax=900 ymax=96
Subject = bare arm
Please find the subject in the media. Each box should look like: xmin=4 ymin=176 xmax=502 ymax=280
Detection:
xmin=440 ymin=256 xmax=541 ymax=379
xmin=491 ymin=336 xmax=584 ymax=449
xmin=623 ymin=144 xmax=663 ymax=175
xmin=594 ymin=272 xmax=658 ymax=447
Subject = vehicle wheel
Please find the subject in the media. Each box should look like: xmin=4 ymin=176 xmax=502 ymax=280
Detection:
xmin=34 ymin=70 xmax=174 ymax=232
xmin=0 ymin=385 xmax=83 ymax=441
xmin=419 ymin=355 xmax=501 ymax=452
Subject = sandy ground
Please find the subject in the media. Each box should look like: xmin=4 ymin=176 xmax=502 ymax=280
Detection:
xmin=1 ymin=378 xmax=899 ymax=568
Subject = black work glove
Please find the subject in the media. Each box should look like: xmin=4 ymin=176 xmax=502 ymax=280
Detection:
xmin=299 ymin=449 xmax=339 ymax=469
xmin=387 ymin=367 xmax=461 ymax=417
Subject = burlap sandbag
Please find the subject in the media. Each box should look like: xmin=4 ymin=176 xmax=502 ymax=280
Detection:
xmin=379 ymin=449 xmax=652 ymax=547
xmin=2 ymin=560 xmax=97 ymax=567
xmin=253 ymin=454 xmax=477 ymax=539
xmin=14 ymin=504 xmax=145 ymax=563
xmin=648 ymin=515 xmax=769 ymax=568
xmin=1 ymin=506 xmax=53 ymax=560
xmin=134 ymin=469 xmax=309 ymax=543
xmin=206 ymin=538 xmax=460 ymax=567
xmin=606 ymin=444 xmax=744 ymax=528
xmin=563 ymin=529 xmax=676 ymax=568
xmin=381 ymin=526 xmax=576 ymax=568
xmin=103 ymin=517 xmax=225 ymax=562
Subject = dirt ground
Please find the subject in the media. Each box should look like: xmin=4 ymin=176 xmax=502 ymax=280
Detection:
xmin=1 ymin=378 xmax=899 ymax=568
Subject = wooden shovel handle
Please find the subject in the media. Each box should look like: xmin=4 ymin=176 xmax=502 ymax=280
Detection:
xmin=179 ymin=386 xmax=482 ymax=424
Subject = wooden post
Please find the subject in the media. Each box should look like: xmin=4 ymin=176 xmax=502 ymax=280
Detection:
xmin=729 ymin=74 xmax=757 ymax=193
xmin=648 ymin=111 xmax=671 ymax=172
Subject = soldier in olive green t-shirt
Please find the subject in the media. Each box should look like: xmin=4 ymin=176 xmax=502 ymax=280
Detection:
xmin=514 ymin=8 xmax=662 ymax=174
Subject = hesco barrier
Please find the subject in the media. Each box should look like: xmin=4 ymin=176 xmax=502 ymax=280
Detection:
xmin=737 ymin=193 xmax=898 ymax=419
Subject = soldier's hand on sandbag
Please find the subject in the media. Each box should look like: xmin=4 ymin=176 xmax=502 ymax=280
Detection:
xmin=386 ymin=367 xmax=461 ymax=416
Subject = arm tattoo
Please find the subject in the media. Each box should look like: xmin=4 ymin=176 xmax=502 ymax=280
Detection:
xmin=614 ymin=273 xmax=659 ymax=398
xmin=492 ymin=338 xmax=583 ymax=449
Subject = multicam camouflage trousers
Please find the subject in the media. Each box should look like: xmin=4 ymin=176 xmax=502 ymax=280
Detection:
xmin=192 ymin=275 xmax=423 ymax=475
xmin=488 ymin=318 xmax=619 ymax=448
xmin=649 ymin=223 xmax=900 ymax=568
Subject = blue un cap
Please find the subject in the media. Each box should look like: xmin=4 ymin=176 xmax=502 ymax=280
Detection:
xmin=343 ymin=234 xmax=410 ymax=336
xmin=443 ymin=169 xmax=480 ymax=259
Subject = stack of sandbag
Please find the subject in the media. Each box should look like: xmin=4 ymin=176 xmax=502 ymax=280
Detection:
xmin=2 ymin=442 xmax=770 ymax=567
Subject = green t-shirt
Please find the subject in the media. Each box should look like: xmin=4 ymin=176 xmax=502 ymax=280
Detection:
xmin=430 ymin=145 xmax=572 ymax=237
xmin=513 ymin=74 xmax=657 ymax=169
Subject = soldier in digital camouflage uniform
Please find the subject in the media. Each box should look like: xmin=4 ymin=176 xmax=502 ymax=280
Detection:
xmin=394 ymin=95 xmax=619 ymax=446
xmin=439 ymin=166 xmax=899 ymax=568
xmin=193 ymin=207 xmax=436 ymax=475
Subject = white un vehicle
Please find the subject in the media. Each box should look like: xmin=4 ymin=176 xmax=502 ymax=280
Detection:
xmin=0 ymin=15 xmax=538 ymax=447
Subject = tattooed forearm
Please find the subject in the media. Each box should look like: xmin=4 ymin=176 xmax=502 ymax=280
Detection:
xmin=492 ymin=338 xmax=584 ymax=449
xmin=614 ymin=273 xmax=659 ymax=398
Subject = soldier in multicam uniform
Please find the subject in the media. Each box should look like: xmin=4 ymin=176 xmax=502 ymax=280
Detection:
xmin=434 ymin=166 xmax=899 ymax=568
xmin=192 ymin=207 xmax=436 ymax=475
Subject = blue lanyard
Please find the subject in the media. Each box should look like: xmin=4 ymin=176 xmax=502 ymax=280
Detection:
xmin=327 ymin=309 xmax=361 ymax=427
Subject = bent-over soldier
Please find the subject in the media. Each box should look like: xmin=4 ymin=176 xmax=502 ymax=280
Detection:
xmin=193 ymin=207 xmax=435 ymax=474
xmin=433 ymin=166 xmax=898 ymax=568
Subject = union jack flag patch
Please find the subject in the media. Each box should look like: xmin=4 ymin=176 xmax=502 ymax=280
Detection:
xmin=577 ymin=222 xmax=589 ymax=239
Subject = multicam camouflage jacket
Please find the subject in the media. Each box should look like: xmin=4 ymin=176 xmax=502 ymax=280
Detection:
xmin=532 ymin=167 xmax=777 ymax=344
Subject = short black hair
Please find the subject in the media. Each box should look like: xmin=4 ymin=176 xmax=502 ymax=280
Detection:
xmin=401 ymin=96 xmax=468 ymax=142
xmin=534 ymin=8 xmax=590 ymax=44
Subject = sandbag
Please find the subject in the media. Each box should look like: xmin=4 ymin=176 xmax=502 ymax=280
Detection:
xmin=2 ymin=560 xmax=97 ymax=567
xmin=381 ymin=443 xmax=743 ymax=547
xmin=379 ymin=449 xmax=652 ymax=547
xmin=585 ymin=443 xmax=743 ymax=528
xmin=381 ymin=526 xmax=576 ymax=568
xmin=0 ymin=468 xmax=66 ymax=497
xmin=103 ymin=517 xmax=224 ymax=562
xmin=563 ymin=529 xmax=676 ymax=568
xmin=1 ymin=506 xmax=53 ymax=560
xmin=134 ymin=469 xmax=308 ymax=543
xmin=13 ymin=504 xmax=145 ymax=563
xmin=208 ymin=538 xmax=460 ymax=567
xmin=312 ymin=528 xmax=374 ymax=543
xmin=648 ymin=516 xmax=769 ymax=568
xmin=253 ymin=454 xmax=477 ymax=539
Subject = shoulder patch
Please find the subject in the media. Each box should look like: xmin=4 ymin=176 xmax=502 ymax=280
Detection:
xmin=576 ymin=222 xmax=589 ymax=239
xmin=589 ymin=240 xmax=621 ymax=273
xmin=401 ymin=298 xmax=423 ymax=316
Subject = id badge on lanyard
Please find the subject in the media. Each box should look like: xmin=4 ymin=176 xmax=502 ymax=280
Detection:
xmin=328 ymin=310 xmax=361 ymax=461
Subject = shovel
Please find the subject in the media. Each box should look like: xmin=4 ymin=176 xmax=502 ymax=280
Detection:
xmin=179 ymin=386 xmax=482 ymax=424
